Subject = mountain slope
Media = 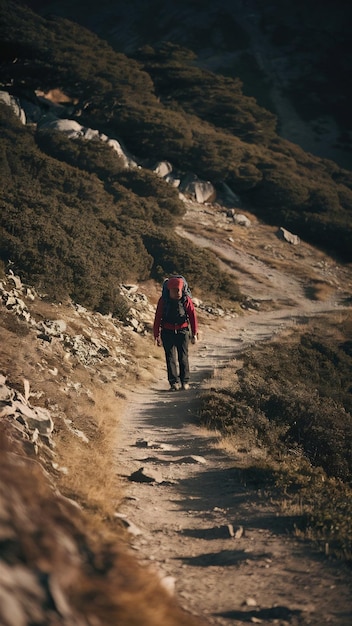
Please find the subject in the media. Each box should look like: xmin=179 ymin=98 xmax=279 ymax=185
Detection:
xmin=1 ymin=194 xmax=351 ymax=624
xmin=1 ymin=0 xmax=352 ymax=314
xmin=0 ymin=5 xmax=352 ymax=622
xmin=24 ymin=0 xmax=352 ymax=170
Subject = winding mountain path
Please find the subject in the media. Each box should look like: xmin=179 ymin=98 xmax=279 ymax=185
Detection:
xmin=117 ymin=307 xmax=351 ymax=626
xmin=115 ymin=199 xmax=352 ymax=625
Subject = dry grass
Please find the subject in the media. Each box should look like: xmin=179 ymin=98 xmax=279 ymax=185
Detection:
xmin=0 ymin=307 xmax=125 ymax=524
xmin=0 ymin=288 xmax=205 ymax=625
xmin=197 ymin=314 xmax=352 ymax=561
xmin=304 ymin=279 xmax=337 ymax=301
xmin=129 ymin=331 xmax=165 ymax=383
xmin=0 ymin=430 xmax=203 ymax=626
xmin=54 ymin=384 xmax=127 ymax=532
xmin=0 ymin=291 xmax=134 ymax=520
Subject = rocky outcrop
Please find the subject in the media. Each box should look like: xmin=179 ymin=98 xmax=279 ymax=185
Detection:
xmin=153 ymin=162 xmax=217 ymax=203
xmin=120 ymin=284 xmax=156 ymax=333
xmin=0 ymin=90 xmax=26 ymax=123
xmin=0 ymin=374 xmax=54 ymax=456
xmin=38 ymin=116 xmax=137 ymax=168
xmin=0 ymin=89 xmax=137 ymax=168
xmin=2 ymin=91 xmax=218 ymax=204
xmin=179 ymin=173 xmax=217 ymax=204
xmin=1 ymin=88 xmax=214 ymax=204
xmin=0 ymin=271 xmax=129 ymax=364
xmin=279 ymin=227 xmax=300 ymax=245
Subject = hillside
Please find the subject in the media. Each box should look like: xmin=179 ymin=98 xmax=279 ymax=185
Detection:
xmin=23 ymin=0 xmax=352 ymax=171
xmin=1 ymin=1 xmax=352 ymax=624
xmin=1 ymin=196 xmax=352 ymax=624
xmin=1 ymin=0 xmax=352 ymax=312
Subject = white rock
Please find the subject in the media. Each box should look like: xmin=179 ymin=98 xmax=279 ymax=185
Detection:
xmin=41 ymin=118 xmax=83 ymax=137
xmin=279 ymin=227 xmax=300 ymax=245
xmin=245 ymin=597 xmax=257 ymax=607
xmin=233 ymin=213 xmax=251 ymax=227
xmin=0 ymin=91 xmax=26 ymax=124
xmin=160 ymin=576 xmax=176 ymax=595
xmin=23 ymin=379 xmax=30 ymax=402
xmin=153 ymin=161 xmax=173 ymax=178
xmin=8 ymin=272 xmax=22 ymax=289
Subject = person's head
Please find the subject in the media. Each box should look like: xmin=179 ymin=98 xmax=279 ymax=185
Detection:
xmin=167 ymin=277 xmax=183 ymax=300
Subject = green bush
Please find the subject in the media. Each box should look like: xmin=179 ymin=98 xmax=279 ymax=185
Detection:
xmin=36 ymin=131 xmax=127 ymax=176
xmin=198 ymin=319 xmax=352 ymax=481
xmin=136 ymin=45 xmax=277 ymax=145
xmin=284 ymin=396 xmax=352 ymax=481
xmin=115 ymin=169 xmax=185 ymax=222
xmin=249 ymin=163 xmax=311 ymax=209
xmin=1 ymin=0 xmax=352 ymax=298
xmin=87 ymin=102 xmax=195 ymax=163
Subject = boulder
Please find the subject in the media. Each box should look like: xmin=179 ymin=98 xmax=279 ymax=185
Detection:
xmin=39 ymin=118 xmax=83 ymax=138
xmin=279 ymin=227 xmax=300 ymax=245
xmin=0 ymin=91 xmax=26 ymax=124
xmin=233 ymin=213 xmax=251 ymax=227
xmin=165 ymin=173 xmax=181 ymax=188
xmin=106 ymin=138 xmax=137 ymax=168
xmin=153 ymin=161 xmax=173 ymax=178
xmin=13 ymin=401 xmax=54 ymax=435
xmin=180 ymin=174 xmax=216 ymax=203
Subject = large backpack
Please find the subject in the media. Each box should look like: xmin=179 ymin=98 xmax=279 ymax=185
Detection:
xmin=161 ymin=275 xmax=192 ymax=324
xmin=161 ymin=275 xmax=192 ymax=302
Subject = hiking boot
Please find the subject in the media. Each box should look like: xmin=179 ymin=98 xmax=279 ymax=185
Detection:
xmin=182 ymin=383 xmax=190 ymax=390
xmin=170 ymin=382 xmax=180 ymax=391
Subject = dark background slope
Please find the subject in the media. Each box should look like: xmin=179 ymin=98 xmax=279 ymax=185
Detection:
xmin=1 ymin=0 xmax=351 ymax=312
xmin=24 ymin=0 xmax=352 ymax=170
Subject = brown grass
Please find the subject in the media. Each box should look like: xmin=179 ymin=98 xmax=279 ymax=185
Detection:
xmin=0 ymin=430 xmax=203 ymax=626
xmin=0 ymin=289 xmax=204 ymax=625
xmin=197 ymin=314 xmax=352 ymax=561
xmin=0 ymin=303 xmax=127 ymax=526
xmin=54 ymin=384 xmax=127 ymax=530
xmin=304 ymin=279 xmax=337 ymax=301
xmin=181 ymin=205 xmax=350 ymax=298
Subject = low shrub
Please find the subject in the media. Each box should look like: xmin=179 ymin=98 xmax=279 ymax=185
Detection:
xmin=197 ymin=314 xmax=352 ymax=560
xmin=199 ymin=316 xmax=352 ymax=466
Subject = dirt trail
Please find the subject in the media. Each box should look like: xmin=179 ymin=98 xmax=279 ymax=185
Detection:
xmin=116 ymin=203 xmax=352 ymax=625
xmin=117 ymin=315 xmax=351 ymax=626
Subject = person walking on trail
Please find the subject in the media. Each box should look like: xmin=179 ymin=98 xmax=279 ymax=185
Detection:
xmin=153 ymin=276 xmax=199 ymax=391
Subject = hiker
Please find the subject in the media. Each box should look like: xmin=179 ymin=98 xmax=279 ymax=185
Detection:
xmin=153 ymin=276 xmax=199 ymax=391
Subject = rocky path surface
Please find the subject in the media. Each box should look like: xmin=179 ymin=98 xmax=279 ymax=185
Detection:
xmin=116 ymin=306 xmax=352 ymax=626
xmin=114 ymin=195 xmax=352 ymax=625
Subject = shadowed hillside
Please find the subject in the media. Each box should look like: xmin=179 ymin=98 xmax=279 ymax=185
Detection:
xmin=1 ymin=1 xmax=352 ymax=623
xmin=0 ymin=0 xmax=352 ymax=312
xmin=24 ymin=0 xmax=352 ymax=170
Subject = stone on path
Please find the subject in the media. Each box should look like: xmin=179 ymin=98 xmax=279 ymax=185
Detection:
xmin=128 ymin=467 xmax=163 ymax=483
xmin=178 ymin=455 xmax=207 ymax=464
xmin=114 ymin=513 xmax=142 ymax=536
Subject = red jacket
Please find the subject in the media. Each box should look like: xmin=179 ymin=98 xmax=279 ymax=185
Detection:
xmin=153 ymin=296 xmax=198 ymax=339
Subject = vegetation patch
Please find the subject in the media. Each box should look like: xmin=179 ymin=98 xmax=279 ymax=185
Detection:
xmin=0 ymin=106 xmax=240 ymax=311
xmin=0 ymin=428 xmax=202 ymax=626
xmin=197 ymin=313 xmax=352 ymax=560
xmin=0 ymin=1 xmax=352 ymax=272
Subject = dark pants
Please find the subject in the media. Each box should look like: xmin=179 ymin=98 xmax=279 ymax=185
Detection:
xmin=161 ymin=328 xmax=190 ymax=385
